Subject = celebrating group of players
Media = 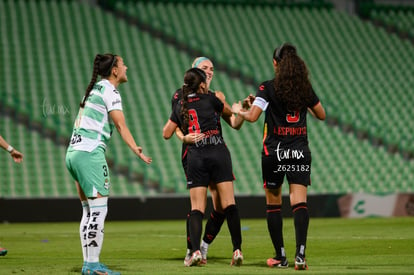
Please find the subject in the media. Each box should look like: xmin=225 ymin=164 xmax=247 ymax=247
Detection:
xmin=1 ymin=43 xmax=325 ymax=274
xmin=163 ymin=43 xmax=325 ymax=270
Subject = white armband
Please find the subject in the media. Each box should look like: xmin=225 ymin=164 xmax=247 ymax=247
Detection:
xmin=7 ymin=145 xmax=14 ymax=153
xmin=252 ymin=97 xmax=269 ymax=111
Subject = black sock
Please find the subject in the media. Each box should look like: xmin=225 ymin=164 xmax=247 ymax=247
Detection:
xmin=266 ymin=204 xmax=285 ymax=259
xmin=292 ymin=202 xmax=309 ymax=258
xmin=189 ymin=210 xmax=204 ymax=253
xmin=186 ymin=211 xmax=192 ymax=250
xmin=202 ymin=210 xmax=225 ymax=244
xmin=224 ymin=204 xmax=242 ymax=251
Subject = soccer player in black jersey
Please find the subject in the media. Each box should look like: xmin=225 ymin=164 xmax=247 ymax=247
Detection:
xmin=164 ymin=68 xmax=243 ymax=267
xmin=170 ymin=57 xmax=245 ymax=265
xmin=233 ymin=43 xmax=326 ymax=270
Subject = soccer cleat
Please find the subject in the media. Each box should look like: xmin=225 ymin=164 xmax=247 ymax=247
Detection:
xmin=184 ymin=250 xmax=202 ymax=267
xmin=230 ymin=249 xmax=243 ymax=266
xmin=0 ymin=247 xmax=7 ymax=256
xmin=294 ymin=255 xmax=308 ymax=270
xmin=267 ymin=257 xmax=288 ymax=268
xmin=82 ymin=262 xmax=121 ymax=275
xmin=183 ymin=251 xmax=192 ymax=265
xmin=82 ymin=261 xmax=87 ymax=274
xmin=200 ymin=244 xmax=208 ymax=265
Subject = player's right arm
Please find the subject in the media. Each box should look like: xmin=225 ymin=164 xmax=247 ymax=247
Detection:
xmin=175 ymin=127 xmax=185 ymax=142
xmin=163 ymin=119 xmax=178 ymax=140
xmin=214 ymin=91 xmax=233 ymax=117
xmin=221 ymin=94 xmax=254 ymax=129
xmin=174 ymin=127 xmax=205 ymax=144
xmin=232 ymin=84 xmax=266 ymax=123
xmin=237 ymin=105 xmax=263 ymax=122
xmin=232 ymin=96 xmax=263 ymax=123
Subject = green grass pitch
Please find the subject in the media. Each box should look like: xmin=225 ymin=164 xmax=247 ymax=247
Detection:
xmin=0 ymin=217 xmax=413 ymax=274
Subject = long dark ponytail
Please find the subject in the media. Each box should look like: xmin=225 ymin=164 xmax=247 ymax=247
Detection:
xmin=180 ymin=68 xmax=206 ymax=132
xmin=80 ymin=53 xmax=118 ymax=107
xmin=273 ymin=43 xmax=312 ymax=112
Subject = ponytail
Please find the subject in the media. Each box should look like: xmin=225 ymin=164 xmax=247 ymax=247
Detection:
xmin=80 ymin=54 xmax=118 ymax=108
xmin=180 ymin=68 xmax=206 ymax=132
xmin=80 ymin=54 xmax=102 ymax=107
xmin=181 ymin=84 xmax=190 ymax=132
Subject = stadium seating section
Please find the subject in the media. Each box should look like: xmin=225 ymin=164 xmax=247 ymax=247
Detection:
xmin=359 ymin=2 xmax=414 ymax=38
xmin=0 ymin=0 xmax=413 ymax=198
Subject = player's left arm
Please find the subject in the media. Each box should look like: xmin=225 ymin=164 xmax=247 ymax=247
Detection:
xmin=308 ymin=102 xmax=326 ymax=120
xmin=111 ymin=110 xmax=152 ymax=164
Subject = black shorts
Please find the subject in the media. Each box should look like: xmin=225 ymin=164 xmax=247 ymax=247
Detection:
xmin=186 ymin=144 xmax=234 ymax=188
xmin=262 ymin=152 xmax=311 ymax=189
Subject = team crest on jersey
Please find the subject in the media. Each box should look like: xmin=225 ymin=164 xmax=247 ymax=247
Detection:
xmin=259 ymin=85 xmax=265 ymax=91
xmin=113 ymin=89 xmax=119 ymax=94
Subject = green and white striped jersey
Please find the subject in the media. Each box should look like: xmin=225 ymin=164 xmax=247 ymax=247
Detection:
xmin=68 ymin=79 xmax=123 ymax=152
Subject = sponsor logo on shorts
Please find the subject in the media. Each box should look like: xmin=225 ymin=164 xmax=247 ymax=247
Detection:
xmin=187 ymin=181 xmax=193 ymax=185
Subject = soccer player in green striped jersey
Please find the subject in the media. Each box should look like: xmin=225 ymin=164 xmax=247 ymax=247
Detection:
xmin=65 ymin=54 xmax=151 ymax=275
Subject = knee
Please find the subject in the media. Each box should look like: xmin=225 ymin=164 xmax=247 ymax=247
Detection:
xmin=265 ymin=189 xmax=282 ymax=205
xmin=221 ymin=198 xmax=236 ymax=210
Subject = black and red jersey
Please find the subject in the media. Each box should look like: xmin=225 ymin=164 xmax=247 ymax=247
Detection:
xmin=171 ymin=88 xmax=182 ymax=110
xmin=171 ymin=89 xmax=224 ymax=164
xmin=171 ymin=89 xmax=223 ymax=134
xmin=170 ymin=92 xmax=224 ymax=139
xmin=255 ymin=79 xmax=320 ymax=156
